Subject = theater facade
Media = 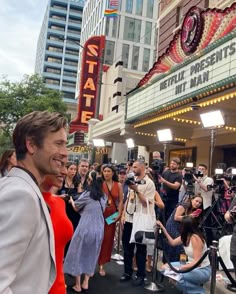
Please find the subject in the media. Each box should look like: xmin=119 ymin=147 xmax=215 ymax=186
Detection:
xmin=124 ymin=4 xmax=236 ymax=172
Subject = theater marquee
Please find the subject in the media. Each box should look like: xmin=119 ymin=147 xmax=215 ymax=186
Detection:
xmin=126 ymin=4 xmax=236 ymax=122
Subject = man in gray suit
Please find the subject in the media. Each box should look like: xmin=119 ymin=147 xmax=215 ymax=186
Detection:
xmin=0 ymin=111 xmax=68 ymax=294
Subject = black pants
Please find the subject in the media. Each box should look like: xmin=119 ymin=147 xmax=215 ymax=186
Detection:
xmin=122 ymin=222 xmax=147 ymax=278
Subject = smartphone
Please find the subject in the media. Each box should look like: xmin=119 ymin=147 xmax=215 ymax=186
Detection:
xmin=192 ymin=208 xmax=202 ymax=217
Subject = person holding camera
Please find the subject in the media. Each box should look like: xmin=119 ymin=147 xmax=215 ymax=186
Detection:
xmin=194 ymin=164 xmax=214 ymax=211
xmin=120 ymin=159 xmax=156 ymax=287
xmin=158 ymin=158 xmax=182 ymax=222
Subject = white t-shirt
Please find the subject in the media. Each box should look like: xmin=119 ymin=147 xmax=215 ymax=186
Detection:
xmin=194 ymin=175 xmax=214 ymax=209
xmin=125 ymin=175 xmax=155 ymax=223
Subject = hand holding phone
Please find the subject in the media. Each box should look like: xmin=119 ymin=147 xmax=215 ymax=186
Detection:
xmin=191 ymin=208 xmax=202 ymax=217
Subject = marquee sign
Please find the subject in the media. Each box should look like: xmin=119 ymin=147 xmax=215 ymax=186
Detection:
xmin=69 ymin=35 xmax=105 ymax=134
xmin=137 ymin=3 xmax=236 ymax=88
xmin=126 ymin=35 xmax=236 ymax=121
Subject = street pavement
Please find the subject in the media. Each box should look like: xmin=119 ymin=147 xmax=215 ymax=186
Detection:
xmin=65 ymin=258 xmax=234 ymax=294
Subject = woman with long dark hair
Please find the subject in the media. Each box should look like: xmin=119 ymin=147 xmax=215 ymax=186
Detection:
xmin=157 ymin=216 xmax=211 ymax=294
xmin=64 ymin=171 xmax=107 ymax=292
xmin=0 ymin=149 xmax=17 ymax=177
xmin=164 ymin=194 xmax=203 ymax=262
xmin=98 ymin=164 xmax=123 ymax=276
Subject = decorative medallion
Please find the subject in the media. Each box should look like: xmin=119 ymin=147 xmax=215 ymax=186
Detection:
xmin=181 ymin=7 xmax=203 ymax=54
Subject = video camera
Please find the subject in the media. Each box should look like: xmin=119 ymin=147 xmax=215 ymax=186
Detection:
xmin=183 ymin=167 xmax=203 ymax=183
xmin=125 ymin=173 xmax=146 ymax=185
xmin=151 ymin=159 xmax=165 ymax=175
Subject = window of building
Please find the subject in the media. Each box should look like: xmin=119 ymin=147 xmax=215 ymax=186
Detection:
xmin=131 ymin=46 xmax=139 ymax=70
xmin=126 ymin=0 xmax=133 ymax=13
xmin=144 ymin=21 xmax=152 ymax=45
xmin=123 ymin=17 xmax=141 ymax=42
xmin=69 ymin=17 xmax=82 ymax=25
xmin=52 ymin=4 xmax=67 ymax=11
xmin=122 ymin=44 xmax=129 ymax=68
xmin=112 ymin=17 xmax=118 ymax=38
xmin=50 ymin=25 xmax=65 ymax=32
xmin=64 ymin=59 xmax=78 ymax=66
xmin=46 ymin=67 xmax=61 ymax=74
xmin=65 ymin=49 xmax=78 ymax=56
xmin=45 ymin=78 xmax=60 ymax=85
xmin=47 ymin=57 xmax=62 ymax=63
xmin=104 ymin=41 xmax=115 ymax=65
xmin=49 ymin=35 xmax=62 ymax=41
xmin=105 ymin=18 xmax=110 ymax=35
xmin=62 ymin=81 xmax=76 ymax=88
xmin=51 ymin=14 xmax=66 ymax=21
xmin=176 ymin=6 xmax=183 ymax=27
xmin=146 ymin=0 xmax=154 ymax=18
xmin=142 ymin=48 xmax=150 ymax=72
xmin=63 ymin=70 xmax=77 ymax=77
xmin=64 ymin=92 xmax=75 ymax=99
xmin=48 ymin=46 xmax=63 ymax=53
xmin=136 ymin=0 xmax=143 ymax=16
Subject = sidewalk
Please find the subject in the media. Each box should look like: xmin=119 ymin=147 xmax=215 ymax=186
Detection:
xmin=205 ymin=270 xmax=233 ymax=294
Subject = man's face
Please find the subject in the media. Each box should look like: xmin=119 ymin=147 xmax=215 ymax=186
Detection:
xmin=118 ymin=172 xmax=126 ymax=183
xmin=78 ymin=161 xmax=89 ymax=176
xmin=198 ymin=165 xmax=207 ymax=176
xmin=32 ymin=128 xmax=68 ymax=177
xmin=169 ymin=161 xmax=179 ymax=172
xmin=132 ymin=162 xmax=144 ymax=177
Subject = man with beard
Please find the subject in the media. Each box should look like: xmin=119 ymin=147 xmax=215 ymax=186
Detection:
xmin=159 ymin=158 xmax=182 ymax=222
xmin=120 ymin=159 xmax=155 ymax=287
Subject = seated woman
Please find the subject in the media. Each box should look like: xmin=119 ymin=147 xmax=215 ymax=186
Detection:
xmin=64 ymin=171 xmax=107 ymax=293
xmin=165 ymin=194 xmax=203 ymax=262
xmin=157 ymin=216 xmax=211 ymax=294
xmin=40 ymin=161 xmax=74 ymax=294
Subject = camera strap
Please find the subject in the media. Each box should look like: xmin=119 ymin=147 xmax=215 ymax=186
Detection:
xmin=126 ymin=190 xmax=137 ymax=215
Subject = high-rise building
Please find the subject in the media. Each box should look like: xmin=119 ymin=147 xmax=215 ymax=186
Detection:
xmin=35 ymin=0 xmax=85 ymax=117
xmin=73 ymin=0 xmax=159 ymax=163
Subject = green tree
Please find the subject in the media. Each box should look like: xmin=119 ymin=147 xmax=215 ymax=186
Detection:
xmin=0 ymin=74 xmax=68 ymax=151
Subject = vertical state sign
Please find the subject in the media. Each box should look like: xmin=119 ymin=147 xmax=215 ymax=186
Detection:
xmin=69 ymin=35 xmax=105 ymax=133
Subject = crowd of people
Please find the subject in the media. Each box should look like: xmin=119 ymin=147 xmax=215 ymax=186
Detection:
xmin=1 ymin=110 xmax=236 ymax=294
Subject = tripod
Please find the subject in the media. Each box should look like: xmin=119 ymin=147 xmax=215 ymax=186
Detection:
xmin=200 ymin=193 xmax=226 ymax=245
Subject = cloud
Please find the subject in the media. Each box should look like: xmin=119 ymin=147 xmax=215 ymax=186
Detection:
xmin=0 ymin=0 xmax=48 ymax=82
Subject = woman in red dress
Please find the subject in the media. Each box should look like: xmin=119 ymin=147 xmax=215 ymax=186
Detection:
xmin=98 ymin=164 xmax=123 ymax=276
xmin=40 ymin=162 xmax=74 ymax=294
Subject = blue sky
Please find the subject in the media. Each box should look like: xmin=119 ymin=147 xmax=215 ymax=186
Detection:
xmin=0 ymin=0 xmax=48 ymax=81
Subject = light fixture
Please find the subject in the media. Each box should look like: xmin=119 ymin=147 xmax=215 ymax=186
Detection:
xmin=93 ymin=138 xmax=105 ymax=147
xmin=200 ymin=110 xmax=225 ymax=128
xmin=232 ymin=168 xmax=236 ymax=175
xmin=215 ymin=168 xmax=223 ymax=175
xmin=126 ymin=138 xmax=135 ymax=149
xmin=157 ymin=129 xmax=173 ymax=142
xmin=186 ymin=162 xmax=194 ymax=168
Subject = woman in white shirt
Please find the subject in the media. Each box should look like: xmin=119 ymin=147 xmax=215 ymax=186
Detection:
xmin=157 ymin=216 xmax=211 ymax=294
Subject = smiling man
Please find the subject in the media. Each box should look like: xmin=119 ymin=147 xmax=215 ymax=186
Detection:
xmin=0 ymin=111 xmax=68 ymax=294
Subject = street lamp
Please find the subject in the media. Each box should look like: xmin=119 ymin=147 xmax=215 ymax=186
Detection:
xmin=157 ymin=129 xmax=173 ymax=162
xmin=200 ymin=110 xmax=225 ymax=175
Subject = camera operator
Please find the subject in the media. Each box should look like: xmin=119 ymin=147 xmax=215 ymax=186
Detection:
xmin=158 ymin=158 xmax=182 ymax=221
xmin=120 ymin=159 xmax=155 ymax=287
xmin=194 ymin=164 xmax=214 ymax=210
xmin=151 ymin=151 xmax=165 ymax=191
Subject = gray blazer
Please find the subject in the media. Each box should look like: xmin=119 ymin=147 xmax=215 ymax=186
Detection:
xmin=0 ymin=167 xmax=56 ymax=294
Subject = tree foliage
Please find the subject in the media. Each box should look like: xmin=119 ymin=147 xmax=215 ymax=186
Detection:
xmin=0 ymin=74 xmax=68 ymax=150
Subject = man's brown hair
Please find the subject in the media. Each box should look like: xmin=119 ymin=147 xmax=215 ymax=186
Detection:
xmin=13 ymin=111 xmax=67 ymax=160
